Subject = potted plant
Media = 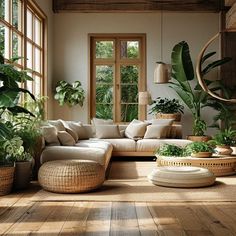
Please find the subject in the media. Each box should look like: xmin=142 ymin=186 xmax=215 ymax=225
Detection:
xmin=0 ymin=123 xmax=16 ymax=195
xmin=149 ymin=97 xmax=184 ymax=122
xmin=184 ymin=141 xmax=214 ymax=158
xmin=0 ymin=53 xmax=36 ymax=193
xmin=54 ymin=80 xmax=85 ymax=107
xmin=170 ymin=41 xmax=231 ymax=141
xmin=155 ymin=144 xmax=184 ymax=157
xmin=209 ymin=127 xmax=236 ymax=155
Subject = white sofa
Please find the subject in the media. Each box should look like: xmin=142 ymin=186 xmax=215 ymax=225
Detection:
xmin=40 ymin=121 xmax=191 ymax=171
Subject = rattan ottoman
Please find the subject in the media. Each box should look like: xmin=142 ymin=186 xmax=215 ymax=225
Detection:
xmin=38 ymin=160 xmax=105 ymax=193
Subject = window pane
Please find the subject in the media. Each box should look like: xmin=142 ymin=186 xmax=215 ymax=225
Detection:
xmin=27 ymin=42 xmax=32 ymax=69
xmin=121 ymin=104 xmax=138 ymax=122
xmin=35 ymin=75 xmax=41 ymax=96
xmin=2 ymin=25 xmax=10 ymax=59
xmin=35 ymin=17 xmax=41 ymax=46
xmin=35 ymin=47 xmax=41 ymax=72
xmin=12 ymin=32 xmax=21 ymax=58
xmin=121 ymin=41 xmax=139 ymax=59
xmin=96 ymin=65 xmax=113 ymax=83
xmin=96 ymin=104 xmax=113 ymax=120
xmin=121 ymin=85 xmax=138 ymax=103
xmin=0 ymin=23 xmax=5 ymax=55
xmin=0 ymin=0 xmax=5 ymax=20
xmin=96 ymin=84 xmax=113 ymax=103
xmin=121 ymin=65 xmax=139 ymax=84
xmin=12 ymin=0 xmax=20 ymax=30
xmin=96 ymin=41 xmax=113 ymax=59
xmin=26 ymin=73 xmax=33 ymax=94
xmin=27 ymin=9 xmax=32 ymax=39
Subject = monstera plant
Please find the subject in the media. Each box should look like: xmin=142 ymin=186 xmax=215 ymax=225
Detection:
xmin=170 ymin=41 xmax=231 ymax=139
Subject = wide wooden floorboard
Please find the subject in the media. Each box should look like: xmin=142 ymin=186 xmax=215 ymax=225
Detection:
xmin=0 ymin=162 xmax=236 ymax=235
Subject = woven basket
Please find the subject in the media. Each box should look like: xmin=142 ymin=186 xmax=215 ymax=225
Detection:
xmin=0 ymin=166 xmax=15 ymax=196
xmin=155 ymin=113 xmax=181 ymax=122
xmin=38 ymin=160 xmax=105 ymax=193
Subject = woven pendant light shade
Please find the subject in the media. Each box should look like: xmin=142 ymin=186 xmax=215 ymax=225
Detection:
xmin=154 ymin=62 xmax=169 ymax=84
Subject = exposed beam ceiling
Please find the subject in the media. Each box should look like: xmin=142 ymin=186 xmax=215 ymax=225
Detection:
xmin=53 ymin=0 xmax=225 ymax=13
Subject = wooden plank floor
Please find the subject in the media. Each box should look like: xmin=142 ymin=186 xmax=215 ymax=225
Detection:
xmin=0 ymin=161 xmax=236 ymax=235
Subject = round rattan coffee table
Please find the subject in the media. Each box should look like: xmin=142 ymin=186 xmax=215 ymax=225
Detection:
xmin=38 ymin=160 xmax=105 ymax=193
xmin=156 ymin=155 xmax=236 ymax=176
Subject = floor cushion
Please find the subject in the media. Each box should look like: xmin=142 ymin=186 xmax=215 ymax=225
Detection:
xmin=148 ymin=166 xmax=216 ymax=188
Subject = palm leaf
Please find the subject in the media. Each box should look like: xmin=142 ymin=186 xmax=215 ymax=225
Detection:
xmin=171 ymin=41 xmax=194 ymax=82
xmin=201 ymin=51 xmax=216 ymax=64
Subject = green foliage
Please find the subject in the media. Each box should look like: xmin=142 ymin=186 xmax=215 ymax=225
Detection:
xmin=149 ymin=97 xmax=184 ymax=114
xmin=54 ymin=80 xmax=85 ymax=107
xmin=209 ymin=127 xmax=236 ymax=146
xmin=170 ymin=41 xmax=231 ymax=136
xmin=184 ymin=142 xmax=214 ymax=156
xmin=0 ymin=53 xmax=37 ymax=165
xmin=155 ymin=144 xmax=184 ymax=157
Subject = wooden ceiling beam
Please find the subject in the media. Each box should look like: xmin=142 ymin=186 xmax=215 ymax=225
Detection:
xmin=53 ymin=0 xmax=225 ymax=13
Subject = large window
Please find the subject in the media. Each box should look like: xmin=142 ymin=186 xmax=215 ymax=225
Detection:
xmin=90 ymin=34 xmax=146 ymax=123
xmin=0 ymin=0 xmax=46 ymax=97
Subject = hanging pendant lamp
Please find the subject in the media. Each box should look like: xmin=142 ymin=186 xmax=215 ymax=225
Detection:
xmin=154 ymin=62 xmax=169 ymax=84
xmin=154 ymin=5 xmax=169 ymax=84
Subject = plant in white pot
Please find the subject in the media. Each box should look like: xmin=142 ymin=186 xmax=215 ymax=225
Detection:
xmin=149 ymin=97 xmax=184 ymax=122
xmin=209 ymin=127 xmax=236 ymax=155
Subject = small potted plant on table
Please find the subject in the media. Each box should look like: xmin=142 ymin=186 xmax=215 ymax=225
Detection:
xmin=184 ymin=141 xmax=214 ymax=158
xmin=149 ymin=97 xmax=184 ymax=122
xmin=209 ymin=127 xmax=236 ymax=155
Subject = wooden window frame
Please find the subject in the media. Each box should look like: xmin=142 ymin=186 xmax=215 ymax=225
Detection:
xmin=89 ymin=33 xmax=146 ymax=123
xmin=0 ymin=0 xmax=47 ymax=99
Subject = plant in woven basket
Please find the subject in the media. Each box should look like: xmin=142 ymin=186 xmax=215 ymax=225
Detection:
xmin=54 ymin=80 xmax=85 ymax=107
xmin=184 ymin=141 xmax=214 ymax=157
xmin=149 ymin=97 xmax=184 ymax=115
xmin=155 ymin=144 xmax=184 ymax=157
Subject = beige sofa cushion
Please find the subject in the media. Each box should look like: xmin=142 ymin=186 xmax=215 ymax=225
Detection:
xmin=144 ymin=125 xmax=170 ymax=139
xmin=97 ymin=138 xmax=136 ymax=152
xmin=92 ymin=118 xmax=113 ymax=126
xmin=146 ymin=119 xmax=174 ymax=126
xmin=42 ymin=126 xmax=60 ymax=146
xmin=68 ymin=122 xmax=93 ymax=140
xmin=136 ymin=139 xmax=192 ymax=152
xmin=125 ymin=119 xmax=149 ymax=139
xmin=57 ymin=131 xmax=76 ymax=146
xmin=40 ymin=146 xmax=111 ymax=170
xmin=48 ymin=119 xmax=66 ymax=131
xmin=95 ymin=125 xmax=121 ymax=139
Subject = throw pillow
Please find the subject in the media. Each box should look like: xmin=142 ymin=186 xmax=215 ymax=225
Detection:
xmin=57 ymin=131 xmax=76 ymax=146
xmin=42 ymin=126 xmax=60 ymax=146
xmin=144 ymin=125 xmax=170 ymax=139
xmin=125 ymin=119 xmax=149 ymax=139
xmin=68 ymin=122 xmax=93 ymax=140
xmin=95 ymin=125 xmax=121 ymax=139
xmin=48 ymin=119 xmax=66 ymax=131
xmin=91 ymin=117 xmax=113 ymax=126
xmin=65 ymin=127 xmax=78 ymax=142
xmin=145 ymin=119 xmax=174 ymax=126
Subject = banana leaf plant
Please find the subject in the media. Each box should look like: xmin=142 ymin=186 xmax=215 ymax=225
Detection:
xmin=170 ymin=41 xmax=231 ymax=136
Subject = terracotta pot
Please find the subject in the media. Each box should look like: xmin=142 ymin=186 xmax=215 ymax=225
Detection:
xmin=191 ymin=152 xmax=213 ymax=158
xmin=187 ymin=135 xmax=211 ymax=142
xmin=13 ymin=161 xmax=32 ymax=190
xmin=155 ymin=113 xmax=181 ymax=122
xmin=214 ymin=145 xmax=233 ymax=156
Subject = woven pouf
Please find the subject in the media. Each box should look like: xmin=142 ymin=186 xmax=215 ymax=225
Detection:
xmin=38 ymin=160 xmax=105 ymax=193
xmin=148 ymin=166 xmax=215 ymax=188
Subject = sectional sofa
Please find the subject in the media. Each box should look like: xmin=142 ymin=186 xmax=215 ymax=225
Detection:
xmin=40 ymin=119 xmax=192 ymax=171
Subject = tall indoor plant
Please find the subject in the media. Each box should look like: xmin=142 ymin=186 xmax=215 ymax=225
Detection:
xmin=170 ymin=41 xmax=231 ymax=140
xmin=0 ymin=53 xmax=36 ymax=194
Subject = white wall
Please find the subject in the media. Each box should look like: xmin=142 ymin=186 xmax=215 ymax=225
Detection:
xmin=52 ymin=12 xmax=220 ymax=137
xmin=34 ymin=0 xmax=54 ymax=119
